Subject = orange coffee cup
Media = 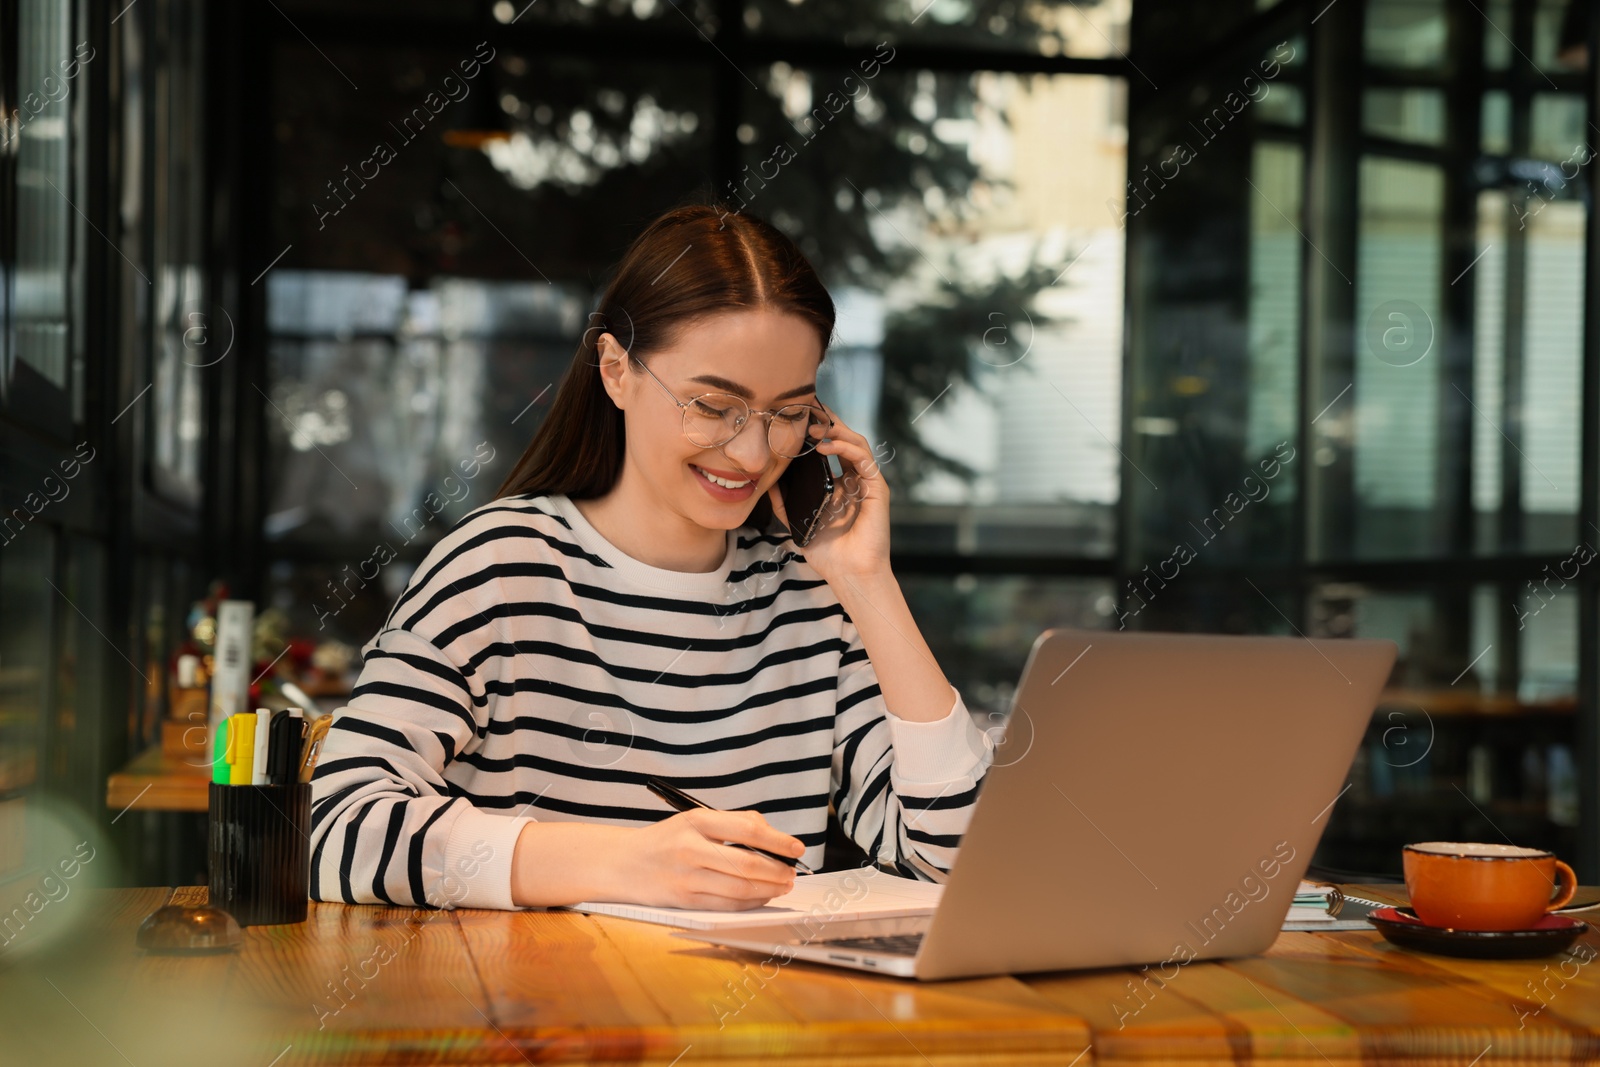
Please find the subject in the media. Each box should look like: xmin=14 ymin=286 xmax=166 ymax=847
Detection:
xmin=1402 ymin=841 xmax=1577 ymax=931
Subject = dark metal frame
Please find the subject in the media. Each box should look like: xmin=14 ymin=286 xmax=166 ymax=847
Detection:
xmin=1577 ymin=0 xmax=1600 ymax=891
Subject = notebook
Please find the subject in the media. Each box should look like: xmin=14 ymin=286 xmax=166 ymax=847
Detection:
xmin=1286 ymin=881 xmax=1339 ymax=923
xmin=1281 ymin=881 xmax=1373 ymax=931
xmin=563 ymin=866 xmax=943 ymax=931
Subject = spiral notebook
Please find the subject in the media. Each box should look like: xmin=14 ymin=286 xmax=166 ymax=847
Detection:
xmin=1280 ymin=881 xmax=1378 ymax=931
xmin=564 ymin=866 xmax=943 ymax=931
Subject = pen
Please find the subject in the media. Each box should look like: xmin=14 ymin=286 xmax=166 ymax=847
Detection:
xmin=268 ymin=709 xmax=306 ymax=785
xmin=251 ymin=708 xmax=276 ymax=785
xmin=644 ymin=776 xmax=815 ymax=875
xmin=298 ymin=715 xmax=332 ymax=784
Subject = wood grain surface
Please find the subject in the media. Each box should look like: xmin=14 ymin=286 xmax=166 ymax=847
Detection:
xmin=105 ymin=743 xmax=211 ymax=813
xmin=1 ymin=884 xmax=1595 ymax=1066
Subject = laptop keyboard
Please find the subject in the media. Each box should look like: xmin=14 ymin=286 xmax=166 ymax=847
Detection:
xmin=817 ymin=933 xmax=926 ymax=956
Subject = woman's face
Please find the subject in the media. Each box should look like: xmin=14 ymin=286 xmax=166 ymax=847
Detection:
xmin=598 ymin=307 xmax=824 ymax=533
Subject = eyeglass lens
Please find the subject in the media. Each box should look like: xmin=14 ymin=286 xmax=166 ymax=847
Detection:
xmin=684 ymin=394 xmax=828 ymax=458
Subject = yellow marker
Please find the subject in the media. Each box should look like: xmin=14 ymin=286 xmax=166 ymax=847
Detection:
xmin=227 ymin=711 xmax=257 ymax=786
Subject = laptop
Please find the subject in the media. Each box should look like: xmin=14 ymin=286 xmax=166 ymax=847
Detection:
xmin=673 ymin=627 xmax=1397 ymax=980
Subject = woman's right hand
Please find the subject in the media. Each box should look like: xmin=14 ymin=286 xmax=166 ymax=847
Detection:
xmin=510 ymin=808 xmax=806 ymax=909
xmin=617 ymin=808 xmax=804 ymax=910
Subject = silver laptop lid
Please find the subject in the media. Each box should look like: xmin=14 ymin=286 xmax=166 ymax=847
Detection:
xmin=914 ymin=628 xmax=1395 ymax=980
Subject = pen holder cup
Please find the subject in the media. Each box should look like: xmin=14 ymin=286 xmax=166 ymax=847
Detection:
xmin=208 ymin=782 xmax=311 ymax=926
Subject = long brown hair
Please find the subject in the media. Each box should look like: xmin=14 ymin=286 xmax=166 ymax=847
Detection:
xmin=493 ymin=202 xmax=836 ymax=533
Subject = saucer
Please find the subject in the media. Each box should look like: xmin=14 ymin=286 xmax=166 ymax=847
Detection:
xmin=1369 ymin=905 xmax=1588 ymax=959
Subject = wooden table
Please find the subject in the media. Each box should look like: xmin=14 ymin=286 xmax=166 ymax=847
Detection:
xmin=2 ymin=884 xmax=1596 ymax=1065
xmin=105 ymin=743 xmax=210 ymax=813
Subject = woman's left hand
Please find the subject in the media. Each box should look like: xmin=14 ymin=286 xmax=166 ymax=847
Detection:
xmin=766 ymin=402 xmax=893 ymax=584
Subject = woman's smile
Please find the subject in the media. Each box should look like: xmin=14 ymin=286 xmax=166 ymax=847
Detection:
xmin=690 ymin=462 xmax=759 ymax=501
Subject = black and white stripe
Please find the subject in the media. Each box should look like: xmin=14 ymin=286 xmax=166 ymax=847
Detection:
xmin=309 ymin=492 xmax=991 ymax=910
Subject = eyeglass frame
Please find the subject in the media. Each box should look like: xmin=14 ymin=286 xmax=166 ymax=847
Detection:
xmin=625 ymin=349 xmax=834 ymax=459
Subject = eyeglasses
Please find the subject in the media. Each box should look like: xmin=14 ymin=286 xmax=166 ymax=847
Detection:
xmin=628 ymin=351 xmax=832 ymax=460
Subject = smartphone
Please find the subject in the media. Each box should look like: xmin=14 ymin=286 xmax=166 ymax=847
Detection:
xmin=776 ymin=446 xmax=840 ymax=548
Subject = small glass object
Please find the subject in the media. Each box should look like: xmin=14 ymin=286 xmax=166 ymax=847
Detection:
xmin=136 ymin=904 xmax=243 ymax=953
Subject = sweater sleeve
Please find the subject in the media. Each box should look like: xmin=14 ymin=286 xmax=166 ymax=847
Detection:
xmin=308 ymin=625 xmax=534 ymax=910
xmin=831 ymin=610 xmax=992 ymax=881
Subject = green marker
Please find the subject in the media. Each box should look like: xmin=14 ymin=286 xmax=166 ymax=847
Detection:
xmin=212 ymin=718 xmax=231 ymax=784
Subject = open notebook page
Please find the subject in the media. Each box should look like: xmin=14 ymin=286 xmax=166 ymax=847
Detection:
xmin=562 ymin=866 xmax=943 ymax=931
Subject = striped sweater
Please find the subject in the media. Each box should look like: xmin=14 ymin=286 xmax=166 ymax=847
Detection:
xmin=308 ymin=492 xmax=993 ymax=911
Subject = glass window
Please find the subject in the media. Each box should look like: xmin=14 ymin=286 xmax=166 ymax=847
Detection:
xmin=265 ymin=271 xmax=587 ymax=548
xmin=738 ymin=67 xmax=1127 ymax=558
xmin=1311 ymin=581 xmax=1578 ymax=874
xmin=1469 ymin=189 xmax=1585 ymax=555
xmin=1121 ymin=0 xmax=1597 ymax=873
xmin=1481 ymin=89 xmax=1510 ymax=154
xmin=1363 ymin=88 xmax=1446 ymax=146
xmin=267 ymin=43 xmax=719 ymax=555
xmin=149 ymin=0 xmax=209 ymax=503
xmin=1364 ymin=0 xmax=1446 ymax=68
xmin=1519 ymin=199 xmax=1583 ymax=543
xmin=272 ymin=45 xmax=717 ymax=279
xmin=1529 ymin=93 xmax=1586 ymax=163
xmin=901 ymin=575 xmax=1115 ymax=720
xmin=749 ymin=0 xmax=1132 ymax=59
xmin=1256 ymin=82 xmax=1305 ymax=128
xmin=12 ymin=0 xmax=74 ymax=391
xmin=1345 ymin=157 xmax=1443 ymax=560
xmin=274 ymin=0 xmax=481 ymax=16
xmin=1471 ymin=190 xmax=1506 ymax=549
xmin=488 ymin=0 xmax=709 ymax=35
xmin=1124 ymin=39 xmax=1308 ymax=573
xmin=1247 ymin=142 xmax=1303 ymax=466
xmin=1483 ymin=0 xmax=1514 ymax=70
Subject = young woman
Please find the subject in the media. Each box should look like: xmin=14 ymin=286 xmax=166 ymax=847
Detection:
xmin=309 ymin=203 xmax=992 ymax=912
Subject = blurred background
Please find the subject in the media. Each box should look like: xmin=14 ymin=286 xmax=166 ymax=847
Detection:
xmin=0 ymin=0 xmax=1597 ymax=890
